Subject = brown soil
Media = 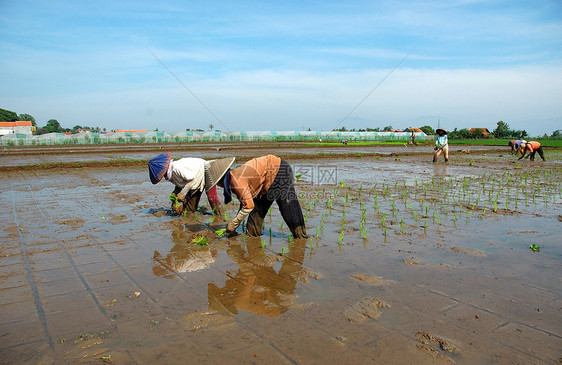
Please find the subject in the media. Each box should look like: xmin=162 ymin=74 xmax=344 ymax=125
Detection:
xmin=344 ymin=297 xmax=390 ymax=322
xmin=1 ymin=143 xmax=560 ymax=364
xmin=349 ymin=273 xmax=396 ymax=286
xmin=447 ymin=246 xmax=486 ymax=257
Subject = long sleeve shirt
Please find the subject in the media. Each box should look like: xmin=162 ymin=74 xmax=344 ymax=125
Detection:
xmin=227 ymin=155 xmax=281 ymax=228
xmin=515 ymin=140 xmax=526 ymax=150
xmin=523 ymin=141 xmax=541 ymax=153
xmin=435 ymin=134 xmax=448 ymax=148
xmin=168 ymin=158 xmax=206 ymax=198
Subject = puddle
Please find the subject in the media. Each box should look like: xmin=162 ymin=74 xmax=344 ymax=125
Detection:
xmin=0 ymin=146 xmax=561 ymax=364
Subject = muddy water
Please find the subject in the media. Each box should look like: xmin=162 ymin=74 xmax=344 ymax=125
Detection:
xmin=0 ymin=143 xmax=511 ymax=167
xmin=0 ymin=152 xmax=560 ymax=364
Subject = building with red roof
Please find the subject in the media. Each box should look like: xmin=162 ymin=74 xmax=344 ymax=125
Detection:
xmin=0 ymin=121 xmax=35 ymax=135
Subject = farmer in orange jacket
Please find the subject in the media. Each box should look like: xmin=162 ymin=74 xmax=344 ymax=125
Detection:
xmin=218 ymin=155 xmax=308 ymax=239
xmin=519 ymin=141 xmax=545 ymax=161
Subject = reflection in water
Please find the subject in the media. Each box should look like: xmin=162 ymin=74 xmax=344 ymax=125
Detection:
xmin=432 ymin=163 xmax=449 ymax=177
xmin=208 ymin=238 xmax=307 ymax=318
xmin=153 ymin=224 xmax=217 ymax=278
xmin=153 ymin=246 xmax=217 ymax=278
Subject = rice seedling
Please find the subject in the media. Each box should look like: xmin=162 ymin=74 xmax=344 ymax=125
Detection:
xmin=191 ymin=236 xmax=208 ymax=246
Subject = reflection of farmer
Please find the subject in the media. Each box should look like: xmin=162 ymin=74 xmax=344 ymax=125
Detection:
xmin=148 ymin=153 xmax=234 ymax=215
xmin=208 ymin=238 xmax=307 ymax=317
xmin=433 ymin=128 xmax=449 ymax=163
xmin=218 ymin=155 xmax=308 ymax=238
xmin=508 ymin=140 xmax=526 ymax=155
xmin=152 ymin=244 xmax=217 ymax=279
xmin=519 ymin=141 xmax=545 ymax=161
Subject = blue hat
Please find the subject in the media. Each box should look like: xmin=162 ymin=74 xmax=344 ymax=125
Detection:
xmin=148 ymin=152 xmax=172 ymax=184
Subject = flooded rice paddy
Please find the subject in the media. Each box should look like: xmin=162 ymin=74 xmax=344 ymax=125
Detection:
xmin=0 ymin=144 xmax=561 ymax=364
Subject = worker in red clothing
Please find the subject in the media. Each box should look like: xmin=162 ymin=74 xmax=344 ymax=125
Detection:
xmin=519 ymin=141 xmax=545 ymax=161
xmin=218 ymin=155 xmax=308 ymax=239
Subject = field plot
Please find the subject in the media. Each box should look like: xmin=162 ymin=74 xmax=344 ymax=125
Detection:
xmin=0 ymin=146 xmax=561 ymax=364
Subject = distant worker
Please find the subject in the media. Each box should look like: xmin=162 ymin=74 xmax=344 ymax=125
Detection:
xmin=433 ymin=128 xmax=449 ymax=163
xmin=518 ymin=141 xmax=545 ymax=161
xmin=410 ymin=130 xmax=417 ymax=145
xmin=218 ymin=154 xmax=308 ymax=239
xmin=148 ymin=153 xmax=235 ymax=215
xmin=508 ymin=139 xmax=526 ymax=155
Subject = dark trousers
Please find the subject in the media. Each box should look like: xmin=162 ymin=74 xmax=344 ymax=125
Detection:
xmin=172 ymin=186 xmax=223 ymax=215
xmin=530 ymin=147 xmax=545 ymax=161
xmin=246 ymin=160 xmax=308 ymax=238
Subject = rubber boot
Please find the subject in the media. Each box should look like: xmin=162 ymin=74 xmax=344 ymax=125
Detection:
xmin=445 ymin=158 xmax=449 ymax=163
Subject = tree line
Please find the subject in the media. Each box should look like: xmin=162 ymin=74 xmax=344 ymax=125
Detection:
xmin=2 ymin=107 xmax=559 ymax=139
xmin=333 ymin=121 xmax=560 ymax=139
xmin=0 ymin=107 xmax=104 ymax=135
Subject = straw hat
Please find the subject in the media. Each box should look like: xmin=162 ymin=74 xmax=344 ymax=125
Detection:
xmin=436 ymin=128 xmax=447 ymax=135
xmin=148 ymin=152 xmax=172 ymax=184
xmin=204 ymin=157 xmax=235 ymax=191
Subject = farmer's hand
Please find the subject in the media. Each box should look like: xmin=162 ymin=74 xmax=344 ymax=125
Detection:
xmin=171 ymin=202 xmax=184 ymax=215
xmin=176 ymin=192 xmax=187 ymax=202
xmin=226 ymin=220 xmax=238 ymax=234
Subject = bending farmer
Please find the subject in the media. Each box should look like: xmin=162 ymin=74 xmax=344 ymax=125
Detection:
xmin=433 ymin=128 xmax=449 ymax=163
xmin=218 ymin=154 xmax=308 ymax=239
xmin=148 ymin=153 xmax=235 ymax=215
xmin=519 ymin=141 xmax=545 ymax=161
xmin=508 ymin=140 xmax=527 ymax=156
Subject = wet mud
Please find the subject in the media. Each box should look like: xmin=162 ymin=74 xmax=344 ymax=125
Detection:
xmin=0 ymin=144 xmax=561 ymax=364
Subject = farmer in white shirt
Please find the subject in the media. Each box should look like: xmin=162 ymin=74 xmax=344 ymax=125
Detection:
xmin=148 ymin=152 xmax=234 ymax=215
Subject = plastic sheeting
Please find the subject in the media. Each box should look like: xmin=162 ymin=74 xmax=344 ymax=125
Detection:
xmin=0 ymin=130 xmax=430 ymax=146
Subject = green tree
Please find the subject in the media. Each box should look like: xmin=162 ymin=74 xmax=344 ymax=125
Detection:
xmin=45 ymin=119 xmax=61 ymax=133
xmin=419 ymin=125 xmax=435 ymax=135
xmin=18 ymin=113 xmax=36 ymax=126
xmin=382 ymin=125 xmax=393 ymax=132
xmin=0 ymin=108 xmax=18 ymax=121
xmin=493 ymin=120 xmax=511 ymax=138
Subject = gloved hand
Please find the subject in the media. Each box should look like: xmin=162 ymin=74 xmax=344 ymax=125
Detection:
xmin=176 ymin=192 xmax=187 ymax=202
xmin=226 ymin=220 xmax=238 ymax=234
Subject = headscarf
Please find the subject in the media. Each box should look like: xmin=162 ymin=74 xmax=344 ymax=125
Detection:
xmin=148 ymin=152 xmax=172 ymax=184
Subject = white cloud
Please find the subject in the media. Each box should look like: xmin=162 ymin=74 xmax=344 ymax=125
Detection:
xmin=4 ymin=64 xmax=560 ymax=136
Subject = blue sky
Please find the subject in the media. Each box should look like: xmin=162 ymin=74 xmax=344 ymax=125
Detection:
xmin=1 ymin=0 xmax=561 ymax=136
